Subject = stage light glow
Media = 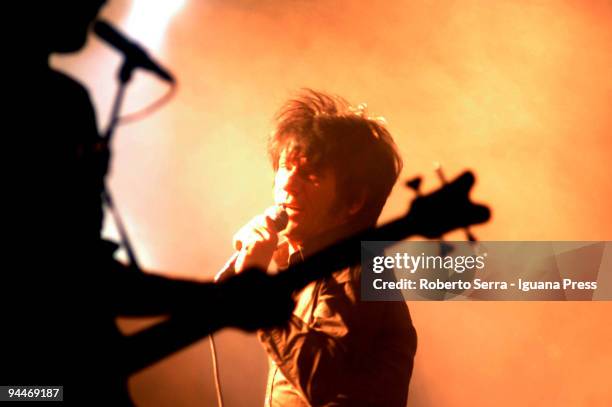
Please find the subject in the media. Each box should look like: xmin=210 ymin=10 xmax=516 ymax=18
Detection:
xmin=124 ymin=0 xmax=187 ymax=51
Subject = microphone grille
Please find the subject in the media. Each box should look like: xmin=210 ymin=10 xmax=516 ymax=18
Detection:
xmin=265 ymin=206 xmax=288 ymax=232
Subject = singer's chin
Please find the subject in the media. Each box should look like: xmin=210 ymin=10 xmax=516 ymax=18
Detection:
xmin=282 ymin=222 xmax=304 ymax=242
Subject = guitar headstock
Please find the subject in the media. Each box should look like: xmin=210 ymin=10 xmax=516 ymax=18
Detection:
xmin=404 ymin=170 xmax=490 ymax=238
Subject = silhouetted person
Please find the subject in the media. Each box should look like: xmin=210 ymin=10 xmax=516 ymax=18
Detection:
xmin=4 ymin=2 xmax=294 ymax=405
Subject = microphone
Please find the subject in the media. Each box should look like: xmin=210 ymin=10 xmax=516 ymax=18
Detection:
xmin=93 ymin=19 xmax=175 ymax=83
xmin=215 ymin=206 xmax=288 ymax=282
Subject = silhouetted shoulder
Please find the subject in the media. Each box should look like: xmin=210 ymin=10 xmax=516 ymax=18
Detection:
xmin=47 ymin=68 xmax=89 ymax=96
xmin=44 ymin=69 xmax=98 ymax=127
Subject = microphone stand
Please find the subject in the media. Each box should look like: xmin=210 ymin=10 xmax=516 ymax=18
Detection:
xmin=101 ymin=59 xmax=141 ymax=272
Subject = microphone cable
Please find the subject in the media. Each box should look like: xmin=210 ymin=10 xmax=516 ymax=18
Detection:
xmin=207 ymin=208 xmax=288 ymax=406
xmin=118 ymin=83 xmax=177 ymax=125
xmin=209 ymin=334 xmax=225 ymax=407
xmin=208 ymin=263 xmax=231 ymax=407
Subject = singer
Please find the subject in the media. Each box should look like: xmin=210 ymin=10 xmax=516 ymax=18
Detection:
xmin=232 ymin=90 xmax=417 ymax=406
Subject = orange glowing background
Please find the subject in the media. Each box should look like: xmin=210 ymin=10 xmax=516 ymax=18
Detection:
xmin=52 ymin=0 xmax=612 ymax=406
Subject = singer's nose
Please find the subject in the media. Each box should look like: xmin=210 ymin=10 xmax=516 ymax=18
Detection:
xmin=284 ymin=166 xmax=303 ymax=193
xmin=275 ymin=165 xmax=302 ymax=198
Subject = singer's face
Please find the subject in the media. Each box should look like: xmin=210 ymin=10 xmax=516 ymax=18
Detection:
xmin=274 ymin=149 xmax=345 ymax=244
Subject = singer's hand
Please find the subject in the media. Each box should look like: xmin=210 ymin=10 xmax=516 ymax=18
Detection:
xmin=233 ymin=214 xmax=279 ymax=273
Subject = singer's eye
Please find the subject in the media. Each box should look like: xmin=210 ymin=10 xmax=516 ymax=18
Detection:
xmin=303 ymin=170 xmax=320 ymax=183
xmin=300 ymin=165 xmax=321 ymax=182
xmin=277 ymin=155 xmax=322 ymax=185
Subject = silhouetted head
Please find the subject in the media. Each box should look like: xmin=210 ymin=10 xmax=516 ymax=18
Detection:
xmin=269 ymin=89 xmax=403 ymax=243
xmin=37 ymin=0 xmax=106 ymax=55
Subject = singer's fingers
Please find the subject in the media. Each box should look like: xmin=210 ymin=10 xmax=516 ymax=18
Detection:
xmin=254 ymin=226 xmax=271 ymax=241
xmin=252 ymin=215 xmax=279 ymax=242
xmin=253 ymin=214 xmax=271 ymax=230
xmin=232 ymin=234 xmax=242 ymax=251
xmin=264 ymin=215 xmax=277 ymax=230
xmin=234 ymin=212 xmax=281 ymax=252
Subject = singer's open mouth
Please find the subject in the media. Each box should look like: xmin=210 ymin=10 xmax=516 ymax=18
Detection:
xmin=284 ymin=204 xmax=302 ymax=214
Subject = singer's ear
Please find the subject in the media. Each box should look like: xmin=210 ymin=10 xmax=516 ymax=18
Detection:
xmin=347 ymin=190 xmax=366 ymax=216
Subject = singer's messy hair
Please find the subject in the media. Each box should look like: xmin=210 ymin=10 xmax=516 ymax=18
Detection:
xmin=268 ymin=89 xmax=403 ymax=228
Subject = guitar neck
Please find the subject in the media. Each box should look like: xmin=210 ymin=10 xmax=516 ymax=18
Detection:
xmin=121 ymin=214 xmax=416 ymax=375
xmin=274 ymin=215 xmax=415 ymax=292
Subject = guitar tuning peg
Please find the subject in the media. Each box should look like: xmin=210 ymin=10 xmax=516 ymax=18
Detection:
xmin=405 ymin=176 xmax=422 ymax=195
xmin=433 ymin=161 xmax=447 ymax=184
xmin=439 ymin=241 xmax=454 ymax=256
